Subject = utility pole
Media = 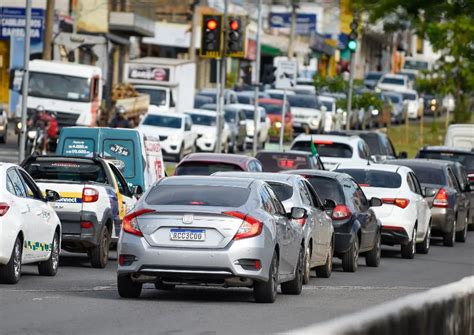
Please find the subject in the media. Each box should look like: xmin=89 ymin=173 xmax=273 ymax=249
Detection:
xmin=252 ymin=0 xmax=263 ymax=156
xmin=42 ymin=0 xmax=55 ymax=60
xmin=19 ymin=0 xmax=32 ymax=163
xmin=188 ymin=0 xmax=199 ymax=61
xmin=288 ymin=1 xmax=297 ymax=59
xmin=346 ymin=52 xmax=355 ymax=130
xmin=215 ymin=0 xmax=228 ymax=153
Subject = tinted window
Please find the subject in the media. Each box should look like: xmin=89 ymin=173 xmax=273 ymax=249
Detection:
xmin=142 ymin=115 xmax=182 ymax=129
xmin=175 ymin=162 xmax=243 ymax=176
xmin=381 ymin=77 xmax=404 ymax=85
xmin=146 ymin=185 xmax=249 ymax=207
xmin=24 ymin=160 xmax=107 ymax=184
xmin=304 ymin=176 xmax=345 ymax=204
xmin=18 ymin=170 xmax=43 ymax=200
xmin=401 ymin=92 xmax=417 ymax=101
xmin=267 ymin=182 xmax=293 ymax=202
xmin=359 ymin=134 xmax=385 ymax=155
xmin=236 ymin=95 xmax=253 ymax=104
xmin=287 ymin=95 xmax=319 ymax=109
xmin=384 ymin=95 xmax=401 ymax=104
xmin=336 ymin=169 xmax=402 ymax=188
xmin=403 ymin=165 xmax=447 ymax=186
xmin=135 ymin=88 xmax=167 ymax=106
xmin=187 ymin=113 xmax=216 ymax=126
xmin=417 ymin=151 xmax=474 ymax=172
xmin=291 ymin=141 xmax=353 ymax=158
xmin=256 ymin=153 xmax=310 ymax=172
xmin=258 ymin=102 xmax=283 ymax=115
xmin=224 ymin=110 xmax=237 ymax=123
xmin=260 ymin=186 xmax=276 ymax=214
xmin=7 ymin=169 xmax=27 ymax=197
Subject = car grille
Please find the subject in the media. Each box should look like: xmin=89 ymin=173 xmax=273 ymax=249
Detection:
xmin=159 ymin=135 xmax=168 ymax=141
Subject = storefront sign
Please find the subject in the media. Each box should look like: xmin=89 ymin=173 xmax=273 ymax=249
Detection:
xmin=269 ymin=13 xmax=316 ymax=36
xmin=0 ymin=7 xmax=44 ymax=42
xmin=127 ymin=64 xmax=170 ymax=82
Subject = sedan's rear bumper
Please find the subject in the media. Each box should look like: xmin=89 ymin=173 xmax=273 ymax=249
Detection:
xmin=381 ymin=227 xmax=409 ymax=245
xmin=430 ymin=207 xmax=455 ymax=235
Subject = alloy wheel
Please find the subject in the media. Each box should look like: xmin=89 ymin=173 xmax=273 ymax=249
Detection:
xmin=13 ymin=241 xmax=21 ymax=280
xmin=51 ymin=235 xmax=59 ymax=271
xmin=411 ymin=228 xmax=417 ymax=255
xmin=271 ymin=255 xmax=278 ymax=296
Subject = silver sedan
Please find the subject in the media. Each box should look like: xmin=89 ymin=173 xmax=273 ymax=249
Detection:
xmin=117 ymin=176 xmax=306 ymax=303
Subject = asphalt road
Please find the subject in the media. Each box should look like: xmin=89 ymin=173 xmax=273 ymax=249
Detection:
xmin=1 ymin=232 xmax=473 ymax=335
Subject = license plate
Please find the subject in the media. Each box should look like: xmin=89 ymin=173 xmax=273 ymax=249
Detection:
xmin=170 ymin=229 xmax=206 ymax=241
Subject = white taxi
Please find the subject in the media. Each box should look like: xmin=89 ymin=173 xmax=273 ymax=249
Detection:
xmin=0 ymin=163 xmax=61 ymax=284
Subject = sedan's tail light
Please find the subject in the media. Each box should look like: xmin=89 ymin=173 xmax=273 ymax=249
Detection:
xmin=223 ymin=211 xmax=263 ymax=240
xmin=82 ymin=188 xmax=99 ymax=203
xmin=294 ymin=218 xmax=306 ymax=226
xmin=433 ymin=188 xmax=449 ymax=208
xmin=0 ymin=203 xmax=10 ymax=216
xmin=331 ymin=205 xmax=352 ymax=220
xmin=123 ymin=209 xmax=155 ymax=237
xmin=468 ymin=174 xmax=474 ymax=183
xmin=382 ymin=198 xmax=410 ymax=209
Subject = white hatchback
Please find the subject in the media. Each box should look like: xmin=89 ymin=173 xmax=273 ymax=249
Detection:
xmin=335 ymin=163 xmax=432 ymax=259
xmin=0 ymin=163 xmax=61 ymax=284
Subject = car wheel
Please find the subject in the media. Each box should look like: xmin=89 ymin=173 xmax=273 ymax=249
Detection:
xmin=89 ymin=225 xmax=110 ymax=268
xmin=0 ymin=237 xmax=22 ymax=284
xmin=155 ymin=281 xmax=176 ymax=290
xmin=315 ymin=238 xmax=333 ymax=278
xmin=117 ymin=274 xmax=142 ymax=298
xmin=302 ymin=246 xmax=311 ymax=284
xmin=38 ymin=232 xmax=59 ymax=276
xmin=281 ymin=247 xmax=304 ymax=295
xmin=175 ymin=144 xmax=184 ymax=162
xmin=455 ymin=216 xmax=468 ymax=243
xmin=366 ymin=231 xmax=381 ymax=267
xmin=416 ymin=224 xmax=431 ymax=254
xmin=253 ymin=251 xmax=278 ymax=303
xmin=342 ymin=236 xmax=359 ymax=272
xmin=401 ymin=226 xmax=416 ymax=259
xmin=443 ymin=218 xmax=456 ymax=247
xmin=0 ymin=135 xmax=5 ymax=144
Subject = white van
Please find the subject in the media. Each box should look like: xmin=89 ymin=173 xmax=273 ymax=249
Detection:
xmin=444 ymin=124 xmax=474 ymax=149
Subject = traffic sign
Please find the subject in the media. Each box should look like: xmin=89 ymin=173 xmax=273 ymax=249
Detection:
xmin=275 ymin=60 xmax=297 ymax=89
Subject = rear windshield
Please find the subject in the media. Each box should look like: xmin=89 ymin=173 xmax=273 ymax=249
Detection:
xmin=287 ymin=95 xmax=319 ymax=109
xmin=267 ymin=182 xmax=293 ymax=201
xmin=257 ymin=153 xmax=309 ymax=172
xmin=24 ymin=160 xmax=106 ymax=183
xmin=336 ymin=169 xmax=402 ymax=188
xmin=359 ymin=134 xmax=384 ymax=155
xmin=175 ymin=162 xmax=243 ymax=176
xmin=418 ymin=151 xmax=474 ymax=172
xmin=237 ymin=95 xmax=253 ymax=104
xmin=304 ymin=176 xmax=344 ymax=204
xmin=291 ymin=141 xmax=353 ymax=158
xmin=404 ymin=165 xmax=447 ymax=186
xmin=258 ymin=102 xmax=282 ymax=115
xmin=142 ymin=115 xmax=182 ymax=129
xmin=381 ymin=77 xmax=404 ymax=85
xmin=146 ymin=185 xmax=249 ymax=207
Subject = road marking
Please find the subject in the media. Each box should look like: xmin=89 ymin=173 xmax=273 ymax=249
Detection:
xmin=303 ymin=285 xmax=430 ymax=291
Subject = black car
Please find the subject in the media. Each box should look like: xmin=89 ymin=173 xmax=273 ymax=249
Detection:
xmin=284 ymin=170 xmax=382 ymax=272
xmin=256 ymin=150 xmax=325 ymax=172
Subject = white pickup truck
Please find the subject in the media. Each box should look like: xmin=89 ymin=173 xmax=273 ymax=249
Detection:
xmin=22 ymin=155 xmax=136 ymax=268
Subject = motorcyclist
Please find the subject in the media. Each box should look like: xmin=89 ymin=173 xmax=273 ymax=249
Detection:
xmin=110 ymin=105 xmax=130 ymax=128
xmin=27 ymin=106 xmax=57 ymax=154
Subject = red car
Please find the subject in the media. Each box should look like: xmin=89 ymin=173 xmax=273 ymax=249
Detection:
xmin=175 ymin=153 xmax=263 ymax=175
xmin=258 ymin=98 xmax=293 ymax=142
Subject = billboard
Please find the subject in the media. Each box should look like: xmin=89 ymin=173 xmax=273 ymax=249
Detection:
xmin=269 ymin=13 xmax=317 ymax=35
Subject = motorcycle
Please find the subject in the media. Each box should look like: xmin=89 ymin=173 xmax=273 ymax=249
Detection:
xmin=25 ymin=127 xmax=57 ymax=156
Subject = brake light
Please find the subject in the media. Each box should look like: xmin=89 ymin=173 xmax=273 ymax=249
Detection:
xmin=468 ymin=174 xmax=474 ymax=182
xmin=331 ymin=205 xmax=352 ymax=220
xmin=82 ymin=188 xmax=99 ymax=203
xmin=382 ymin=198 xmax=410 ymax=209
xmin=433 ymin=188 xmax=449 ymax=208
xmin=123 ymin=209 xmax=155 ymax=237
xmin=80 ymin=221 xmax=93 ymax=229
xmin=314 ymin=140 xmax=333 ymax=145
xmin=223 ymin=211 xmax=263 ymax=240
xmin=295 ymin=218 xmax=306 ymax=226
xmin=278 ymin=159 xmax=296 ymax=169
xmin=0 ymin=203 xmax=9 ymax=216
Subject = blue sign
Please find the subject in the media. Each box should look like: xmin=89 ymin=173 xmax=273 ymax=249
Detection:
xmin=269 ymin=13 xmax=317 ymax=35
xmin=0 ymin=7 xmax=45 ymax=42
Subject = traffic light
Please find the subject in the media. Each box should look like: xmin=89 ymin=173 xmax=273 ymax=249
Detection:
xmin=200 ymin=14 xmax=223 ymax=58
xmin=347 ymin=18 xmax=358 ymax=52
xmin=225 ymin=16 xmax=245 ymax=58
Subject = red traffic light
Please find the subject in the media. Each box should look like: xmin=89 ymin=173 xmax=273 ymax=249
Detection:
xmin=229 ymin=20 xmax=239 ymax=31
xmin=207 ymin=19 xmax=218 ymax=30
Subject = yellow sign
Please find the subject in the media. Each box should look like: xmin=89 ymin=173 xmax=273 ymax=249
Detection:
xmin=340 ymin=0 xmax=353 ymax=35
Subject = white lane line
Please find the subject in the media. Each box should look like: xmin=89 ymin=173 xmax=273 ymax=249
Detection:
xmin=302 ymin=285 xmax=430 ymax=291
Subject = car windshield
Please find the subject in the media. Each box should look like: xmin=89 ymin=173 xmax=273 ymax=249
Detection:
xmin=304 ymin=176 xmax=344 ymax=204
xmin=401 ymin=92 xmax=417 ymax=100
xmin=224 ymin=110 xmax=236 ymax=123
xmin=287 ymin=95 xmax=319 ymax=109
xmin=28 ymin=72 xmax=90 ymax=102
xmin=142 ymin=115 xmax=182 ymax=129
xmin=404 ymin=165 xmax=447 ymax=186
xmin=291 ymin=141 xmax=353 ymax=158
xmin=381 ymin=77 xmax=404 ymax=85
xmin=135 ymin=88 xmax=166 ymax=106
xmin=336 ymin=169 xmax=402 ymax=188
xmin=187 ymin=113 xmax=216 ymax=126
xmin=267 ymin=182 xmax=293 ymax=201
xmin=236 ymin=95 xmax=253 ymax=104
xmin=366 ymin=73 xmax=382 ymax=80
xmin=257 ymin=153 xmax=309 ymax=172
xmin=258 ymin=102 xmax=283 ymax=115
xmin=197 ymin=92 xmax=217 ymax=102
xmin=418 ymin=151 xmax=474 ymax=172
xmin=238 ymin=109 xmax=255 ymax=120
xmin=176 ymin=162 xmax=244 ymax=176
xmin=146 ymin=185 xmax=249 ymax=207
xmin=24 ymin=160 xmax=107 ymax=183
xmin=384 ymin=95 xmax=400 ymax=104
xmin=319 ymin=100 xmax=333 ymax=112
xmin=359 ymin=134 xmax=385 ymax=155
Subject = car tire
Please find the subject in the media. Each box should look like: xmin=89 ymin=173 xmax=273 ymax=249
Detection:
xmin=117 ymin=274 xmax=142 ymax=298
xmin=455 ymin=216 xmax=468 ymax=243
xmin=401 ymin=227 xmax=416 ymax=259
xmin=89 ymin=225 xmax=110 ymax=269
xmin=416 ymin=224 xmax=431 ymax=254
xmin=253 ymin=251 xmax=278 ymax=303
xmin=0 ymin=134 xmax=5 ymax=144
xmin=443 ymin=218 xmax=456 ymax=247
xmin=303 ymin=246 xmax=311 ymax=284
xmin=38 ymin=232 xmax=59 ymax=276
xmin=175 ymin=144 xmax=184 ymax=162
xmin=366 ymin=231 xmax=381 ymax=267
xmin=154 ymin=281 xmax=175 ymax=290
xmin=281 ymin=247 xmax=303 ymax=295
xmin=0 ymin=237 xmax=22 ymax=284
xmin=342 ymin=237 xmax=359 ymax=272
xmin=315 ymin=238 xmax=333 ymax=278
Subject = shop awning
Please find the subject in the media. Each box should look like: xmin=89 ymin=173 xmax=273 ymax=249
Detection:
xmin=261 ymin=44 xmax=281 ymax=56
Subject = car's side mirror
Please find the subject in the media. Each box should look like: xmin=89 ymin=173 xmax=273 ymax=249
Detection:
xmin=323 ymin=199 xmax=336 ymax=210
xmin=369 ymin=197 xmax=383 ymax=207
xmin=45 ymin=189 xmax=60 ymax=202
xmin=398 ymin=151 xmax=408 ymax=159
xmin=423 ymin=187 xmax=437 ymax=198
xmin=290 ymin=207 xmax=307 ymax=220
xmin=132 ymin=185 xmax=143 ymax=197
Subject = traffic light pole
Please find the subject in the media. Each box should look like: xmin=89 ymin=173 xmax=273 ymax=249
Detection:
xmin=215 ymin=0 xmax=228 ymax=153
xmin=279 ymin=89 xmax=287 ymax=150
xmin=346 ymin=52 xmax=355 ymax=131
xmin=252 ymin=0 xmax=263 ymax=156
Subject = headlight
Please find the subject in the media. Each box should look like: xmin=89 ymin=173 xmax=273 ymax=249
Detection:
xmin=431 ymin=99 xmax=436 ymax=105
xmin=430 ymin=105 xmax=436 ymax=111
xmin=27 ymin=130 xmax=37 ymax=139
xmin=168 ymin=134 xmax=180 ymax=142
xmin=371 ymin=109 xmax=379 ymax=116
xmin=203 ymin=133 xmax=215 ymax=140
xmin=310 ymin=119 xmax=319 ymax=126
xmin=17 ymin=122 xmax=22 ymax=130
xmin=275 ymin=121 xmax=282 ymax=129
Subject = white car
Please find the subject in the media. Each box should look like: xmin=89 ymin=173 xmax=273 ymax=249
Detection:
xmin=376 ymin=74 xmax=410 ymax=93
xmin=290 ymin=134 xmax=372 ymax=170
xmin=224 ymin=104 xmax=270 ymax=149
xmin=335 ymin=163 xmax=432 ymax=259
xmin=0 ymin=164 xmax=62 ymax=284
xmin=185 ymin=109 xmax=230 ymax=153
xmin=400 ymin=90 xmax=421 ymax=119
xmin=287 ymin=94 xmax=324 ymax=133
xmin=138 ymin=111 xmax=197 ymax=162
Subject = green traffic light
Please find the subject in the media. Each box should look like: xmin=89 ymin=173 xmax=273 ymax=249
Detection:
xmin=348 ymin=40 xmax=357 ymax=51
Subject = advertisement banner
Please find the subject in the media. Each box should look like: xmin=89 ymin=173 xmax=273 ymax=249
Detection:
xmin=126 ymin=64 xmax=171 ymax=83
xmin=0 ymin=7 xmax=44 ymax=42
xmin=269 ymin=13 xmax=317 ymax=35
